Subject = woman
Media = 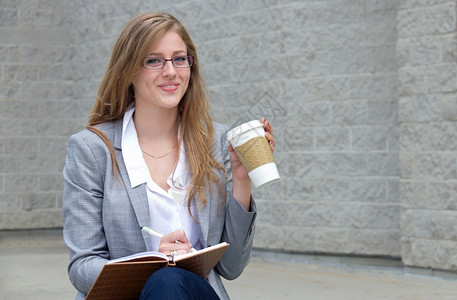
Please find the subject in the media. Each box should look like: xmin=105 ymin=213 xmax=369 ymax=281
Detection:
xmin=62 ymin=12 xmax=275 ymax=299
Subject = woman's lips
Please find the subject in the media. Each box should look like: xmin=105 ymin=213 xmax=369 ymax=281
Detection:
xmin=159 ymin=83 xmax=179 ymax=92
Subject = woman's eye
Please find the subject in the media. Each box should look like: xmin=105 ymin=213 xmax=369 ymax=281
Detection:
xmin=174 ymin=56 xmax=186 ymax=62
xmin=146 ymin=58 xmax=161 ymax=64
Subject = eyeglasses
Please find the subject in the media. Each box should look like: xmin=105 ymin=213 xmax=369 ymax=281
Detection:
xmin=142 ymin=55 xmax=194 ymax=70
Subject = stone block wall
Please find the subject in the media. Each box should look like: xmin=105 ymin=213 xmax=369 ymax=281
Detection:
xmin=232 ymin=0 xmax=400 ymax=258
xmin=397 ymin=1 xmax=457 ymax=271
xmin=1 ymin=0 xmax=456 ymax=272
xmin=0 ymin=0 xmax=75 ymax=228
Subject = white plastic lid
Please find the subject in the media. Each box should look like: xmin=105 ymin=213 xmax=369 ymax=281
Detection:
xmin=226 ymin=120 xmax=264 ymax=142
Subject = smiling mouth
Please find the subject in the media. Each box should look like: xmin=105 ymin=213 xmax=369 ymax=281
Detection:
xmin=159 ymin=84 xmax=179 ymax=92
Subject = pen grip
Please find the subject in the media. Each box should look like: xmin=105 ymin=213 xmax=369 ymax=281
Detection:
xmin=142 ymin=226 xmax=197 ymax=252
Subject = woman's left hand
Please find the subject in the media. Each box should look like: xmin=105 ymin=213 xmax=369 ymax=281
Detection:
xmin=228 ymin=117 xmax=275 ymax=182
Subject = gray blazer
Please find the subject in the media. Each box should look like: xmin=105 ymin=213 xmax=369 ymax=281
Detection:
xmin=62 ymin=118 xmax=256 ymax=300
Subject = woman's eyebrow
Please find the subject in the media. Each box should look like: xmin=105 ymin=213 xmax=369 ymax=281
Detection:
xmin=147 ymin=50 xmax=187 ymax=56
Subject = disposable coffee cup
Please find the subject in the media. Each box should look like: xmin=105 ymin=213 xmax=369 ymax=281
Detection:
xmin=227 ymin=120 xmax=280 ymax=188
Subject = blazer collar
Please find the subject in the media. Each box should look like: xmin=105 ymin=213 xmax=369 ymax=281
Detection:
xmin=113 ymin=118 xmax=123 ymax=150
xmin=112 ymin=118 xmax=153 ymax=251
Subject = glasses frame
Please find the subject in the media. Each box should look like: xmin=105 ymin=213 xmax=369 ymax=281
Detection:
xmin=142 ymin=55 xmax=194 ymax=70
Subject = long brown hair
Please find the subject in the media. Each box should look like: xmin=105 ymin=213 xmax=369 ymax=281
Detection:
xmin=88 ymin=12 xmax=226 ymax=213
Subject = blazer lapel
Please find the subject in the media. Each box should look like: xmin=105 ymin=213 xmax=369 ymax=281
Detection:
xmin=112 ymin=119 xmax=152 ymax=251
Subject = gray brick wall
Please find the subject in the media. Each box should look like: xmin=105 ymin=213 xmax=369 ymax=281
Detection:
xmin=397 ymin=1 xmax=457 ymax=271
xmin=0 ymin=0 xmax=76 ymax=228
xmin=217 ymin=0 xmax=401 ymax=258
xmin=1 ymin=0 xmax=456 ymax=272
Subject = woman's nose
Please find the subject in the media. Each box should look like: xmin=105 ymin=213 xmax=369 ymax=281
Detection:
xmin=161 ymin=60 xmax=177 ymax=76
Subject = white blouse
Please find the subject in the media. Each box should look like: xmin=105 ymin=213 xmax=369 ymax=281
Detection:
xmin=121 ymin=105 xmax=201 ymax=251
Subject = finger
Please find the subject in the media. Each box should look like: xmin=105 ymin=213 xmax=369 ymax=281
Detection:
xmin=167 ymin=244 xmax=190 ymax=254
xmin=176 ymin=249 xmax=187 ymax=256
xmin=159 ymin=241 xmax=191 ymax=255
xmin=166 ymin=230 xmax=190 ymax=244
xmin=168 ymin=248 xmax=190 ymax=257
xmin=265 ymin=132 xmax=275 ymax=152
xmin=264 ymin=120 xmax=273 ymax=136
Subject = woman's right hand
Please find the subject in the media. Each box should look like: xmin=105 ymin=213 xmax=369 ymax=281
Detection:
xmin=158 ymin=230 xmax=192 ymax=256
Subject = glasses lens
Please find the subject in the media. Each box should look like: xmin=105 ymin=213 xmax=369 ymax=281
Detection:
xmin=144 ymin=57 xmax=164 ymax=70
xmin=172 ymin=56 xmax=192 ymax=68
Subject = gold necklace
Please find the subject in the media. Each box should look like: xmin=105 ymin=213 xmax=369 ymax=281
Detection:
xmin=140 ymin=140 xmax=178 ymax=159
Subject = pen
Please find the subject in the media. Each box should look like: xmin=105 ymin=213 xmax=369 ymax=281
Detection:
xmin=141 ymin=226 xmax=197 ymax=252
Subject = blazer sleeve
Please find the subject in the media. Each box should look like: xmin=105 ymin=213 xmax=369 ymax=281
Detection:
xmin=62 ymin=131 xmax=110 ymax=294
xmin=214 ymin=123 xmax=257 ymax=280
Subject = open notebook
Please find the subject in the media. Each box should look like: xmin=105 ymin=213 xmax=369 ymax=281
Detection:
xmin=85 ymin=242 xmax=229 ymax=300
